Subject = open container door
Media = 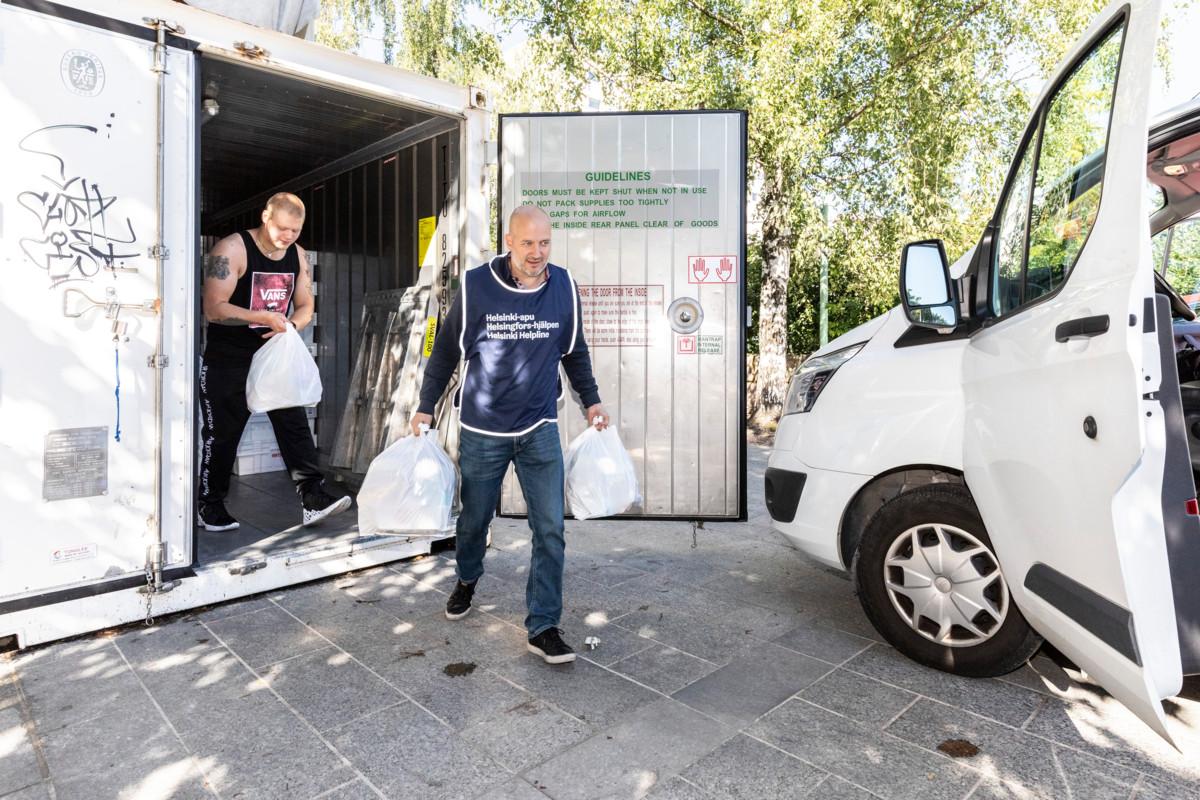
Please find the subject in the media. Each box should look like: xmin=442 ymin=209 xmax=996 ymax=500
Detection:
xmin=497 ymin=111 xmax=748 ymax=521
xmin=961 ymin=0 xmax=1182 ymax=739
xmin=0 ymin=0 xmax=195 ymax=641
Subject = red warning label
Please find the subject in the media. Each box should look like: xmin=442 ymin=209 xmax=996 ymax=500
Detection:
xmin=687 ymin=255 xmax=737 ymax=284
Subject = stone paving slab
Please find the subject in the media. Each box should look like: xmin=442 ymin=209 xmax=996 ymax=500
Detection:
xmin=676 ymin=733 xmax=827 ymax=798
xmin=523 ymin=697 xmax=734 ymax=800
xmin=258 ymin=647 xmax=407 ymax=732
xmin=747 ymin=698 xmax=980 ymax=800
xmin=0 ymin=706 xmax=42 ymax=797
xmin=798 ymin=666 xmax=920 ymax=728
xmin=771 ymin=620 xmax=876 ymax=665
xmin=0 ymin=783 xmax=54 ymax=800
xmin=204 ymin=605 xmax=329 ymax=668
xmin=3 ymin=444 xmax=1198 ymax=799
xmin=671 ymin=642 xmax=832 ymax=728
xmin=886 ymin=697 xmax=1141 ymax=799
xmin=326 ymin=701 xmax=509 ymax=800
xmin=609 ymin=644 xmax=721 ymax=695
xmin=841 ymin=644 xmax=1046 ymax=729
xmin=496 ymin=655 xmax=660 ymax=729
xmin=459 ymin=696 xmax=594 ymax=773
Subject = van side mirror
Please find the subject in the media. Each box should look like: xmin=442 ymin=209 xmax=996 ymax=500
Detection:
xmin=900 ymin=239 xmax=959 ymax=330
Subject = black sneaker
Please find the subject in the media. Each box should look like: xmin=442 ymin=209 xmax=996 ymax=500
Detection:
xmin=301 ymin=487 xmax=352 ymax=527
xmin=527 ymin=628 xmax=576 ymax=664
xmin=445 ymin=579 xmax=476 ymax=620
xmin=197 ymin=501 xmax=239 ymax=532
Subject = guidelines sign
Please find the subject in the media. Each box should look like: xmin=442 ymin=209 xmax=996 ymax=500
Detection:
xmin=498 ymin=111 xmax=747 ymax=521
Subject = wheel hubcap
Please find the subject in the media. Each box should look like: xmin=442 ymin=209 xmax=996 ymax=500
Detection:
xmin=882 ymin=523 xmax=1009 ymax=648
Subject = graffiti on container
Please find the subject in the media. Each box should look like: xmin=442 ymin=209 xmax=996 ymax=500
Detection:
xmin=16 ymin=123 xmax=138 ymax=287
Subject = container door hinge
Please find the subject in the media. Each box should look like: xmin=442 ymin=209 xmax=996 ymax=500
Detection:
xmin=147 ymin=244 xmax=170 ymax=260
xmin=233 ymin=41 xmax=269 ymax=60
xmin=147 ymin=355 xmax=169 ymax=369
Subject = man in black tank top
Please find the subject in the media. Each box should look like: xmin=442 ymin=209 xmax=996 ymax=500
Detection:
xmin=198 ymin=192 xmax=351 ymax=531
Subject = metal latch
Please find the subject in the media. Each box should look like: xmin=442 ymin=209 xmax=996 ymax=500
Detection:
xmin=147 ymin=244 xmax=170 ymax=260
xmin=228 ymin=558 xmax=267 ymax=576
xmin=233 ymin=41 xmax=269 ymax=59
xmin=147 ymin=355 xmax=170 ymax=369
xmin=62 ymin=286 xmax=157 ymax=319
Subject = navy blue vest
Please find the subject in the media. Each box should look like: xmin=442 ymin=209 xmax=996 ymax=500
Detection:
xmin=457 ymin=257 xmax=578 ymax=435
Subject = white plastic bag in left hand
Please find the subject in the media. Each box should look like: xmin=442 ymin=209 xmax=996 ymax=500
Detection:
xmin=358 ymin=427 xmax=457 ymax=534
xmin=564 ymin=424 xmax=640 ymax=520
xmin=246 ymin=326 xmax=322 ymax=413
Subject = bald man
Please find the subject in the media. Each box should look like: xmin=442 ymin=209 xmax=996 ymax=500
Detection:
xmin=199 ymin=192 xmax=351 ymax=532
xmin=412 ymin=205 xmax=606 ymax=664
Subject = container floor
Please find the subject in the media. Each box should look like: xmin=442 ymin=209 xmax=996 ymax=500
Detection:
xmin=196 ymin=470 xmax=359 ymax=564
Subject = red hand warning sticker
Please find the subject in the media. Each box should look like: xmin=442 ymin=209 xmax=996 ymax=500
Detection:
xmin=688 ymin=255 xmax=737 ymax=284
xmin=677 ymin=335 xmax=697 ymax=354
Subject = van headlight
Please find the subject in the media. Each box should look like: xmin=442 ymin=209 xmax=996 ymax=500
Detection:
xmin=782 ymin=343 xmax=865 ymax=415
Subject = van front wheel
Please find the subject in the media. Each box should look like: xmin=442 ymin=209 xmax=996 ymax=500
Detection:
xmin=852 ymin=484 xmax=1042 ymax=677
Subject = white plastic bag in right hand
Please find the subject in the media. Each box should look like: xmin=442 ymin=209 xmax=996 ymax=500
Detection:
xmin=564 ymin=424 xmax=640 ymax=520
xmin=246 ymin=326 xmax=323 ymax=413
xmin=358 ymin=429 xmax=457 ymax=534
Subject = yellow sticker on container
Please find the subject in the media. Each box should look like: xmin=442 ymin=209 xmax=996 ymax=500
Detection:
xmin=422 ymin=316 xmax=438 ymax=357
xmin=418 ymin=216 xmax=436 ymax=266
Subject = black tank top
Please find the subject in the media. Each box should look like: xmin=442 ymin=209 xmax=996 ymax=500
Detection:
xmin=204 ymin=231 xmax=301 ymax=365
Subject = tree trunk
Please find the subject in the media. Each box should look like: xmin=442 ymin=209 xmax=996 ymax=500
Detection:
xmin=749 ymin=167 xmax=792 ymax=429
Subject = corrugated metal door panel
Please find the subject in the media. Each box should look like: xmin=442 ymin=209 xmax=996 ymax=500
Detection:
xmin=497 ymin=111 xmax=746 ymax=521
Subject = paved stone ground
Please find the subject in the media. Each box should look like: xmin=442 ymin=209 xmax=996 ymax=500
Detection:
xmin=2 ymin=445 xmax=1198 ymax=799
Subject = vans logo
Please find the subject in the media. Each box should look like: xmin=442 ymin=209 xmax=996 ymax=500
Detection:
xmin=248 ymin=272 xmax=295 ymax=327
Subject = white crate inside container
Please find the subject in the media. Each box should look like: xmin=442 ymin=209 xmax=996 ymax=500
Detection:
xmin=232 ymin=448 xmax=285 ymax=476
xmin=236 ymin=409 xmax=317 ymax=469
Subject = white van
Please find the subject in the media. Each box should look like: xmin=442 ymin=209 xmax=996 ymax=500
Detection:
xmin=765 ymin=0 xmax=1199 ymax=739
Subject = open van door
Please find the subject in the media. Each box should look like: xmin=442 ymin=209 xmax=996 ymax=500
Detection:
xmin=961 ymin=0 xmax=1181 ymax=739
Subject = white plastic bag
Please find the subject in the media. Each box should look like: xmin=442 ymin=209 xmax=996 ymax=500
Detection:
xmin=358 ymin=427 xmax=457 ymax=534
xmin=246 ymin=325 xmax=322 ymax=413
xmin=565 ymin=422 xmax=640 ymax=520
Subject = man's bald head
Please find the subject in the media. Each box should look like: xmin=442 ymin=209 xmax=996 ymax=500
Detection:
xmin=505 ymin=204 xmax=552 ymax=284
xmin=509 ymin=204 xmax=550 ymax=231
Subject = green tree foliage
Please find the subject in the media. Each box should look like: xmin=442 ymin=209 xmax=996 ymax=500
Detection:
xmin=480 ymin=0 xmax=1112 ymax=422
xmin=316 ymin=0 xmax=1171 ymax=420
xmin=316 ymin=0 xmax=501 ymax=83
xmin=1164 ymin=220 xmax=1200 ymax=304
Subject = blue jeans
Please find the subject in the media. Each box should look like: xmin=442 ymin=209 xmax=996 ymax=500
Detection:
xmin=455 ymin=422 xmax=565 ymax=637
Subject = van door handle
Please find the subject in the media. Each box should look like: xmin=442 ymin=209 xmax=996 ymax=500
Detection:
xmin=1055 ymin=315 xmax=1109 ymax=343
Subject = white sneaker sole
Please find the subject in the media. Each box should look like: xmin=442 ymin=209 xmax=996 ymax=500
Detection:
xmin=527 ymin=643 xmax=576 ymax=664
xmin=445 ymin=606 xmax=472 ymax=620
xmin=302 ymin=495 xmax=352 ymax=527
xmin=197 ymin=515 xmax=239 ymax=532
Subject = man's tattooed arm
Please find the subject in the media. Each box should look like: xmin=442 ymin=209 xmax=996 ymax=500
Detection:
xmin=203 ymin=254 xmax=231 ymax=280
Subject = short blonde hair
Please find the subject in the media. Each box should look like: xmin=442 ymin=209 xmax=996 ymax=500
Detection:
xmin=265 ymin=192 xmax=305 ymax=219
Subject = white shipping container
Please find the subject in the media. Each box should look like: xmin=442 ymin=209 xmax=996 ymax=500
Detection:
xmin=0 ymin=0 xmax=746 ymax=649
xmin=0 ymin=0 xmax=491 ymax=647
